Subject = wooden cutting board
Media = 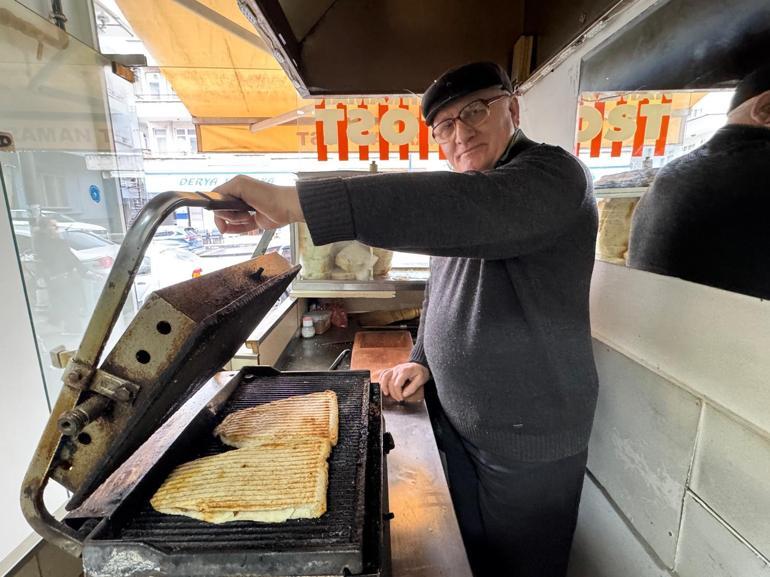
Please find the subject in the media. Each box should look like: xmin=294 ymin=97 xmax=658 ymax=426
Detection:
xmin=350 ymin=330 xmax=413 ymax=383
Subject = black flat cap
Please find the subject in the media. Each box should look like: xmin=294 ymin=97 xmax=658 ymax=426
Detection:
xmin=422 ymin=61 xmax=513 ymax=125
xmin=729 ymin=64 xmax=770 ymax=112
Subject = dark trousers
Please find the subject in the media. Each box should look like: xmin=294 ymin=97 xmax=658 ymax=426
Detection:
xmin=425 ymin=383 xmax=587 ymax=577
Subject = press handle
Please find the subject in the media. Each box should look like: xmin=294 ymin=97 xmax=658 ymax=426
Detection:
xmin=63 ymin=191 xmax=251 ymax=389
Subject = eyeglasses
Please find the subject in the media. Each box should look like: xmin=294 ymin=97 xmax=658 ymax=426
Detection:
xmin=431 ymin=93 xmax=511 ymax=144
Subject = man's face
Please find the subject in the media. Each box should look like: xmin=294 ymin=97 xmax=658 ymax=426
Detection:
xmin=432 ymin=87 xmax=519 ymax=173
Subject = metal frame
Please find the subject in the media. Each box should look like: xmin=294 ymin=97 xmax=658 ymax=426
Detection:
xmin=237 ymin=0 xmax=307 ymax=96
xmin=170 ymin=0 xmax=268 ymax=52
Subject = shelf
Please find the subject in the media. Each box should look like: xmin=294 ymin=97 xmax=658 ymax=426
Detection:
xmin=289 ymin=270 xmax=427 ymax=297
xmin=594 ymin=186 xmax=648 ymax=199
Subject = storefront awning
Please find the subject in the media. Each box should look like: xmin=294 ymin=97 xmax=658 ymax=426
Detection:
xmin=116 ymin=0 xmax=310 ymax=152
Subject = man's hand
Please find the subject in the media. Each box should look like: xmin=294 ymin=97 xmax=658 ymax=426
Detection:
xmin=379 ymin=362 xmax=430 ymax=402
xmin=212 ymin=175 xmax=304 ymax=234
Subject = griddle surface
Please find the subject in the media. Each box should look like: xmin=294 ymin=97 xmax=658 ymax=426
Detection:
xmin=115 ymin=372 xmax=369 ymax=554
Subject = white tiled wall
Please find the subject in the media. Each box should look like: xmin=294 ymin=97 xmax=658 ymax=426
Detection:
xmin=568 ymin=476 xmax=672 ymax=577
xmin=571 ymin=334 xmax=770 ymax=577
xmin=676 ymin=494 xmax=770 ymax=577
xmin=588 ymin=342 xmax=701 ymax=566
xmin=690 ymin=406 xmax=770 ymax=559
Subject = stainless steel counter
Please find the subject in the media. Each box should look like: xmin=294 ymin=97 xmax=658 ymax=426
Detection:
xmin=277 ymin=328 xmax=472 ymax=577
xmin=382 ymin=397 xmax=473 ymax=577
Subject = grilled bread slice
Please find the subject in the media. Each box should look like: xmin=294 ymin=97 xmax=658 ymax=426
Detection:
xmin=214 ymin=390 xmax=339 ymax=448
xmin=150 ymin=438 xmax=332 ymax=523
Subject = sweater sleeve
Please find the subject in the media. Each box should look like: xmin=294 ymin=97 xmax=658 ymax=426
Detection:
xmin=297 ymin=146 xmax=590 ymax=259
xmin=408 ymin=277 xmax=430 ymax=369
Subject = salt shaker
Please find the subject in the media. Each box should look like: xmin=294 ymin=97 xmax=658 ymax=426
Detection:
xmin=301 ymin=315 xmax=316 ymax=338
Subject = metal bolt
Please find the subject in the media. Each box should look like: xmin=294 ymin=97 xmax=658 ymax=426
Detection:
xmin=250 ymin=267 xmax=265 ymax=281
xmin=67 ymin=371 xmax=81 ymax=383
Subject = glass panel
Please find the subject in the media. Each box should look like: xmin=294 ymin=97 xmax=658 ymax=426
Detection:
xmin=15 ymin=0 xmax=97 ymax=49
xmin=61 ymin=229 xmax=112 ymax=250
xmin=0 ymin=1 xmax=144 ymax=403
xmin=294 ymin=171 xmax=430 ymax=284
xmin=574 ymin=91 xmax=725 ymax=266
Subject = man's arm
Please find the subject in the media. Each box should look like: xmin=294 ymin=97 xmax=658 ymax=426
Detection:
xmin=377 ymin=279 xmax=431 ymax=401
xmin=212 ymin=146 xmax=589 ymax=259
xmin=408 ymin=278 xmax=430 ymax=369
xmin=299 ymin=147 xmax=589 ymax=259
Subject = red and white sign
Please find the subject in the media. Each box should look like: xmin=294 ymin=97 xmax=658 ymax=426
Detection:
xmin=313 ymin=97 xmax=442 ymax=162
xmin=576 ymin=96 xmax=672 ymax=158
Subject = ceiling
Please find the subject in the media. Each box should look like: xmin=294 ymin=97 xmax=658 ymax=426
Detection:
xmin=238 ymin=0 xmax=622 ymax=95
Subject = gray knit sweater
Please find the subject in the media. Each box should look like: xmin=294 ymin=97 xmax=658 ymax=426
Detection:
xmin=297 ymin=131 xmax=599 ymax=461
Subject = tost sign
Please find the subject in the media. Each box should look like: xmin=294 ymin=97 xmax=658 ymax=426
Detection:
xmin=576 ymin=96 xmax=673 ymax=158
xmin=312 ymin=98 xmax=443 ymax=162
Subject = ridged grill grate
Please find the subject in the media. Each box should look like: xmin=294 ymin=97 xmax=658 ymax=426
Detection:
xmin=115 ymin=371 xmax=370 ymax=554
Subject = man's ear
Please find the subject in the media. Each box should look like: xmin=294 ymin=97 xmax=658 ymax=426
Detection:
xmin=509 ymin=96 xmax=520 ymax=129
xmin=750 ymin=91 xmax=770 ymax=127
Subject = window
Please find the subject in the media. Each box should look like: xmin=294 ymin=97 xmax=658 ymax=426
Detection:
xmin=153 ymin=128 xmax=168 ymax=153
xmin=147 ymin=72 xmax=161 ymax=95
xmin=176 ymin=128 xmax=198 ymax=153
xmin=15 ymin=233 xmax=32 ymax=254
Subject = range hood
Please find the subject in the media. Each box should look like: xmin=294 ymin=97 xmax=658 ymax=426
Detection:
xmin=237 ymin=0 xmax=622 ymax=96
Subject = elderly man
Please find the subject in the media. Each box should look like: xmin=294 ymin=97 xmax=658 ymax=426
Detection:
xmin=214 ymin=62 xmax=598 ymax=576
xmin=629 ymin=64 xmax=770 ymax=299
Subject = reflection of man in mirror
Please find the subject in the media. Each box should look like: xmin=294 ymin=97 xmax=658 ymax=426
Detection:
xmin=33 ymin=217 xmax=85 ymax=331
xmin=628 ymin=65 xmax=770 ymax=298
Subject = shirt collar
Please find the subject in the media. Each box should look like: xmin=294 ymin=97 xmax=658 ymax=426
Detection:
xmin=494 ymin=128 xmax=536 ymax=167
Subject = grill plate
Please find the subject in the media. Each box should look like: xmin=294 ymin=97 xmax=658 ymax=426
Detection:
xmin=81 ymin=369 xmax=375 ymax=576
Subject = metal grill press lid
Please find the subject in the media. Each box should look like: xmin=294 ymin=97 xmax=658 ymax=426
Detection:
xmin=73 ymin=254 xmax=300 ymax=506
xmin=21 ymin=192 xmax=302 ymax=558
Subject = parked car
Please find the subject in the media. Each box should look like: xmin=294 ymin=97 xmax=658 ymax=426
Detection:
xmin=13 ymin=226 xmax=151 ymax=308
xmin=133 ymin=245 xmax=205 ymax=303
xmin=153 ymin=225 xmax=203 ymax=250
xmin=11 ymin=209 xmax=109 ymax=238
xmin=265 ymin=244 xmax=292 ymax=262
xmin=14 ymin=228 xmax=118 ymax=309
